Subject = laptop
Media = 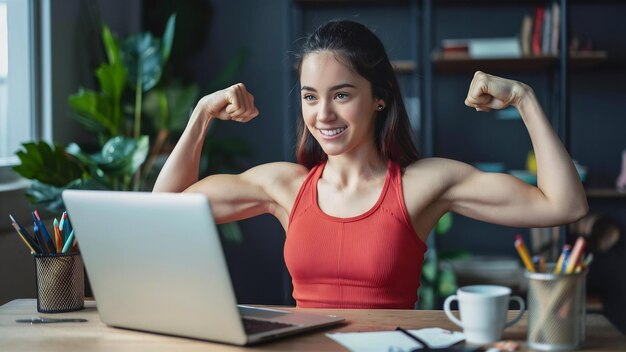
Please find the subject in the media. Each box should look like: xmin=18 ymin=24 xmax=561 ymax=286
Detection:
xmin=61 ymin=190 xmax=344 ymax=345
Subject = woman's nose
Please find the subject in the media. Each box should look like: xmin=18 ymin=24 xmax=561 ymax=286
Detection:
xmin=317 ymin=100 xmax=336 ymax=122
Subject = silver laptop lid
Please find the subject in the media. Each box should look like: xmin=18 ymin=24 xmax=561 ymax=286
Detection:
xmin=62 ymin=190 xmax=248 ymax=345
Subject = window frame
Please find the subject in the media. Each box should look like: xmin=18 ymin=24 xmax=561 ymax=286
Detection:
xmin=0 ymin=0 xmax=46 ymax=189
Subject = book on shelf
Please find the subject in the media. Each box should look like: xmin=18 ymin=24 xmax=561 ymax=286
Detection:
xmin=550 ymin=1 xmax=560 ymax=56
xmin=541 ymin=5 xmax=552 ymax=55
xmin=526 ymin=2 xmax=560 ymax=57
xmin=520 ymin=15 xmax=533 ymax=57
xmin=531 ymin=6 xmax=544 ymax=56
xmin=440 ymin=38 xmax=520 ymax=59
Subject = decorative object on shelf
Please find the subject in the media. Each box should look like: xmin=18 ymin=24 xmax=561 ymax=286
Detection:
xmin=526 ymin=150 xmax=537 ymax=175
xmin=473 ymin=162 xmax=505 ymax=173
xmin=617 ymin=150 xmax=626 ymax=192
xmin=569 ymin=214 xmax=620 ymax=254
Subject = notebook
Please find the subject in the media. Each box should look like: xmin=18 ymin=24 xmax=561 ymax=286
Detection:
xmin=61 ymin=190 xmax=344 ymax=345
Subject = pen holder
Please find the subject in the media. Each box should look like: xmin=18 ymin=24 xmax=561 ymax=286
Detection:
xmin=34 ymin=252 xmax=84 ymax=313
xmin=525 ymin=267 xmax=587 ymax=351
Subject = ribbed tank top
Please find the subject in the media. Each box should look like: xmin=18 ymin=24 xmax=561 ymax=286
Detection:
xmin=284 ymin=160 xmax=427 ymax=309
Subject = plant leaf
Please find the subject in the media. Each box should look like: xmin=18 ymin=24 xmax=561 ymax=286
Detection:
xmin=13 ymin=142 xmax=86 ymax=187
xmin=143 ymin=83 xmax=198 ymax=132
xmin=102 ymin=25 xmax=121 ymax=65
xmin=161 ymin=13 xmax=176 ymax=64
xmin=218 ymin=222 xmax=243 ymax=244
xmin=26 ymin=179 xmax=108 ymax=213
xmin=122 ymin=33 xmax=163 ymax=92
xmin=68 ymin=89 xmax=117 ymax=136
xmin=96 ymin=62 xmax=127 ymax=104
xmin=91 ymin=136 xmax=149 ymax=176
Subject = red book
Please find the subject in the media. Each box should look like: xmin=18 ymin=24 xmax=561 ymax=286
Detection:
xmin=531 ymin=6 xmax=544 ymax=56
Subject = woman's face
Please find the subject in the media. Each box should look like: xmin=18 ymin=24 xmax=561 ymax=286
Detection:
xmin=300 ymin=51 xmax=382 ymax=158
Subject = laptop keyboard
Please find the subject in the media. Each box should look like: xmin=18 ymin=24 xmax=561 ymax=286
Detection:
xmin=242 ymin=318 xmax=297 ymax=335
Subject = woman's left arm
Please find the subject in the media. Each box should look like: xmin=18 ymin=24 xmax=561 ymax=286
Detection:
xmin=443 ymin=71 xmax=588 ymax=227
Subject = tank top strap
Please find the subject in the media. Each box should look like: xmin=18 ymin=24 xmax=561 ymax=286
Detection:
xmin=288 ymin=162 xmax=326 ymax=226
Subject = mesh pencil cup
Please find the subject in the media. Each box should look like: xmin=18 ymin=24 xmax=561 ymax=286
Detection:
xmin=34 ymin=252 xmax=85 ymax=313
xmin=525 ymin=267 xmax=587 ymax=351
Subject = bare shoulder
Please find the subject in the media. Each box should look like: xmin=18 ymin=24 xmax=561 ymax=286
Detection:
xmin=242 ymin=161 xmax=309 ymax=191
xmin=404 ymin=157 xmax=474 ymax=181
xmin=241 ymin=161 xmax=310 ymax=209
xmin=402 ymin=157 xmax=478 ymax=198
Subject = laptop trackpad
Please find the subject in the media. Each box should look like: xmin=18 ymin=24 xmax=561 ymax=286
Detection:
xmin=238 ymin=305 xmax=290 ymax=319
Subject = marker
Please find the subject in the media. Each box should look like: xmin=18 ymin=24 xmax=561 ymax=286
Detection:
xmin=514 ymin=234 xmax=535 ymax=273
xmin=61 ymin=230 xmax=75 ymax=254
xmin=565 ymin=236 xmax=586 ymax=274
xmin=54 ymin=218 xmax=63 ymax=253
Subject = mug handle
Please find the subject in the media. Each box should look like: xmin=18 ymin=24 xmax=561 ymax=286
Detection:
xmin=504 ymin=295 xmax=526 ymax=328
xmin=443 ymin=295 xmax=463 ymax=327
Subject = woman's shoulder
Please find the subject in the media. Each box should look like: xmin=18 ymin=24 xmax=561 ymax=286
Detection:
xmin=244 ymin=161 xmax=311 ymax=191
xmin=402 ymin=157 xmax=476 ymax=185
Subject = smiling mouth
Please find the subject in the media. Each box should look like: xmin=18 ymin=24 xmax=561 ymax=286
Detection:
xmin=319 ymin=127 xmax=347 ymax=137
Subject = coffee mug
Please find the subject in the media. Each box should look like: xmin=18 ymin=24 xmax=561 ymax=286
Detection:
xmin=443 ymin=285 xmax=525 ymax=344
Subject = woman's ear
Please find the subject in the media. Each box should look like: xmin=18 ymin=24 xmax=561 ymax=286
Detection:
xmin=375 ymin=99 xmax=385 ymax=111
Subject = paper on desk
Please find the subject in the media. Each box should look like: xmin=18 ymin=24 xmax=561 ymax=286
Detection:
xmin=326 ymin=327 xmax=465 ymax=352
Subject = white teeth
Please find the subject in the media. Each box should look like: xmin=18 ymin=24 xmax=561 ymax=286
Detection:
xmin=319 ymin=127 xmax=346 ymax=136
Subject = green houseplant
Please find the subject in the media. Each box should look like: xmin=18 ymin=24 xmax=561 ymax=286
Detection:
xmin=13 ymin=13 xmax=251 ymax=242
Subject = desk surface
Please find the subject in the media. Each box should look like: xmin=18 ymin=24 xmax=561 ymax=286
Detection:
xmin=0 ymin=299 xmax=624 ymax=351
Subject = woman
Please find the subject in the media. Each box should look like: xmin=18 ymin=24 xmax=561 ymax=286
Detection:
xmin=154 ymin=20 xmax=587 ymax=309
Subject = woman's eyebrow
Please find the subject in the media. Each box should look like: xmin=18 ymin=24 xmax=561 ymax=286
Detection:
xmin=300 ymin=83 xmax=356 ymax=92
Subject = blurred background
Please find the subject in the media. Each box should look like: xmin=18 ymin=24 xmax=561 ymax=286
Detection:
xmin=1 ymin=0 xmax=625 ymax=332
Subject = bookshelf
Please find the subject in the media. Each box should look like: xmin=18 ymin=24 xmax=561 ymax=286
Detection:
xmin=286 ymin=0 xmax=626 ymax=304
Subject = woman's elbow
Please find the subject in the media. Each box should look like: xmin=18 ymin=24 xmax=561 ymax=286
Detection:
xmin=564 ymin=198 xmax=589 ymax=224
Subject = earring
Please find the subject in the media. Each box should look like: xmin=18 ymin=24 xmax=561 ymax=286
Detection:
xmin=377 ymin=105 xmax=384 ymax=111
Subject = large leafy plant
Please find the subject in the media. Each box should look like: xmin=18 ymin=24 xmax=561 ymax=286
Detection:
xmin=14 ymin=13 xmax=251 ymax=244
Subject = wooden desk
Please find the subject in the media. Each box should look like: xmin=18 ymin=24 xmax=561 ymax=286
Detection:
xmin=0 ymin=299 xmax=624 ymax=351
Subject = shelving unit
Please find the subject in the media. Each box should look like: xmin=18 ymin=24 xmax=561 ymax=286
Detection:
xmin=285 ymin=0 xmax=625 ymax=298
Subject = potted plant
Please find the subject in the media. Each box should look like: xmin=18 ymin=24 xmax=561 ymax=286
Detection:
xmin=13 ymin=12 xmax=251 ymax=242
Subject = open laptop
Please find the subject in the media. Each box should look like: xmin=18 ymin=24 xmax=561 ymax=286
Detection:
xmin=61 ymin=190 xmax=344 ymax=345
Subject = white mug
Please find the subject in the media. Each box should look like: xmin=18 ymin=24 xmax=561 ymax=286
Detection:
xmin=444 ymin=285 xmax=525 ymax=344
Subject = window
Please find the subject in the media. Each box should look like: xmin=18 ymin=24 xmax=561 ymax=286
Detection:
xmin=0 ymin=0 xmax=35 ymax=169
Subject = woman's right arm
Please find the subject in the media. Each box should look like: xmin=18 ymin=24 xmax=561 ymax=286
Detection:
xmin=152 ymin=83 xmax=259 ymax=193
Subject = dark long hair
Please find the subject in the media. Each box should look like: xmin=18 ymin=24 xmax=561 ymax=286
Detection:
xmin=295 ymin=20 xmax=420 ymax=169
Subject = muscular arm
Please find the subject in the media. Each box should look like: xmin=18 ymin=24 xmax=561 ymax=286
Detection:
xmin=443 ymin=72 xmax=588 ymax=227
xmin=153 ymin=83 xmax=258 ymax=193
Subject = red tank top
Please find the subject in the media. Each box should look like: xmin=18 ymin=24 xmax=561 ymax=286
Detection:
xmin=284 ymin=160 xmax=427 ymax=309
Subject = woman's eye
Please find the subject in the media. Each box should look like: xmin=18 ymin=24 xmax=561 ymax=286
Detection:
xmin=303 ymin=95 xmax=316 ymax=101
xmin=335 ymin=93 xmax=349 ymax=100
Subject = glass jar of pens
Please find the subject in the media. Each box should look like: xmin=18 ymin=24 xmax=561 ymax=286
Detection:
xmin=515 ymin=235 xmax=591 ymax=351
xmin=9 ymin=211 xmax=84 ymax=313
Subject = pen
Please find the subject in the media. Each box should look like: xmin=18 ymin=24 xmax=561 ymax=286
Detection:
xmin=395 ymin=327 xmax=430 ymax=349
xmin=565 ymin=236 xmax=586 ymax=274
xmin=61 ymin=230 xmax=75 ymax=254
xmin=514 ymin=234 xmax=535 ymax=272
